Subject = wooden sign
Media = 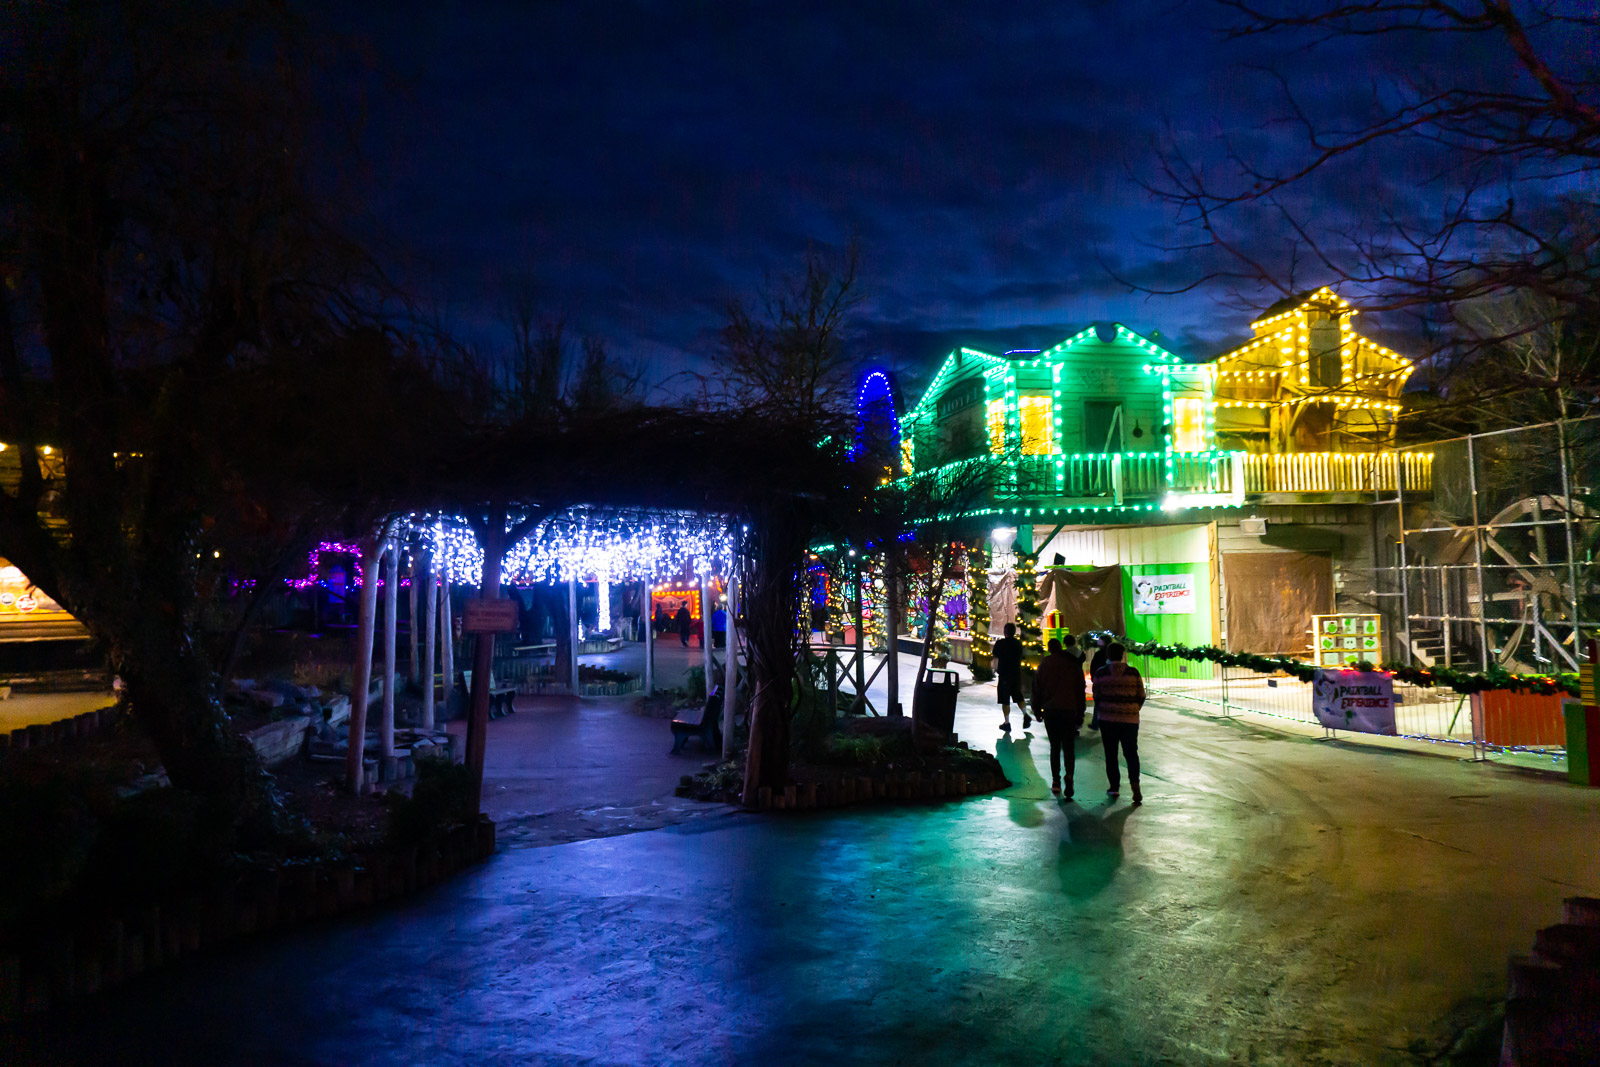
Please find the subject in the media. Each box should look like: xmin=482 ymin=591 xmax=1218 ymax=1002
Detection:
xmin=462 ymin=597 xmax=519 ymax=634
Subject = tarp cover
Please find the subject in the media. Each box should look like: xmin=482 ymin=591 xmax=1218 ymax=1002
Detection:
xmin=1223 ymin=551 xmax=1332 ymax=654
xmin=1042 ymin=565 xmax=1125 ymax=635
xmin=987 ymin=569 xmax=1016 ymax=627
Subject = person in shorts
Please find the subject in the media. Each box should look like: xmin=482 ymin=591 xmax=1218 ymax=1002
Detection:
xmin=992 ymin=622 xmax=1028 ymax=732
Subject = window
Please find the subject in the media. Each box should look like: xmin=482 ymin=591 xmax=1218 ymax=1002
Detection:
xmin=1309 ymin=312 xmax=1342 ymax=387
xmin=987 ymin=399 xmax=1005 ymax=454
xmin=1019 ymin=395 xmax=1054 ymax=455
xmin=1172 ymin=397 xmax=1206 ymax=452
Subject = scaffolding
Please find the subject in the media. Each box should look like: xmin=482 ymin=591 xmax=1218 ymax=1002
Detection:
xmin=1357 ymin=417 xmax=1599 ymax=674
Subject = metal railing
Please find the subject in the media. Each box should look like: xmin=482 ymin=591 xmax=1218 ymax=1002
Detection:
xmin=1129 ymin=656 xmax=1565 ymax=763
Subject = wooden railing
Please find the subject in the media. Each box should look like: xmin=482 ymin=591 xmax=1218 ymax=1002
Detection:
xmin=1001 ymin=451 xmax=1238 ymax=504
xmin=1243 ymin=451 xmax=1433 ymax=494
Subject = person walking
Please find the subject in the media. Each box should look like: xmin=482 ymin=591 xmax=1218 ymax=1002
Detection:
xmin=1032 ymin=636 xmax=1087 ymax=798
xmin=1091 ymin=642 xmax=1145 ymax=804
xmin=711 ymin=603 xmax=728 ymax=649
xmin=991 ymin=621 xmax=1029 ymax=732
xmin=1086 ymin=631 xmax=1114 ymax=731
xmin=675 ymin=604 xmax=692 ymax=647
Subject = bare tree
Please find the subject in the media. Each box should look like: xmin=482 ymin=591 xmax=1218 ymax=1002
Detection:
xmin=713 ymin=243 xmax=863 ymax=806
xmin=0 ymin=2 xmax=451 ymax=830
xmin=1143 ymin=1 xmax=1600 ymax=418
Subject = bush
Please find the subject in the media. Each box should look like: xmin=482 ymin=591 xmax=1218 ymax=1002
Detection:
xmin=77 ymin=788 xmax=237 ymax=911
xmin=0 ymin=778 xmax=100 ymax=934
xmin=385 ymin=756 xmax=475 ymax=847
xmin=825 ymin=734 xmax=886 ymax=766
xmin=684 ymin=664 xmax=708 ymax=703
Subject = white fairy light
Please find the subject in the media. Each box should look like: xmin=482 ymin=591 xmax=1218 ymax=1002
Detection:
xmin=411 ymin=507 xmax=734 ymax=587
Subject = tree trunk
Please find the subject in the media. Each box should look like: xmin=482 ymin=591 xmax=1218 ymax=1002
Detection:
xmin=465 ymin=506 xmax=507 ymax=814
xmin=740 ymin=507 xmax=809 ymax=806
xmin=912 ymin=546 xmax=952 ymax=732
xmin=117 ymin=632 xmax=285 ymax=838
xmin=344 ymin=534 xmax=384 ymax=794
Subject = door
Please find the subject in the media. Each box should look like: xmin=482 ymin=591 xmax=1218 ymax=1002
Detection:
xmin=1084 ymin=400 xmax=1123 ymax=453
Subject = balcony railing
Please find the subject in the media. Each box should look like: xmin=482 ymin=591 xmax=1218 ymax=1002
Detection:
xmin=1001 ymin=451 xmax=1240 ymax=506
xmin=990 ymin=448 xmax=1432 ymax=507
xmin=1243 ymin=451 xmax=1432 ymax=494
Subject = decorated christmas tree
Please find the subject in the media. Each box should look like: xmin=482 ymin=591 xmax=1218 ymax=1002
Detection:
xmin=966 ymin=542 xmax=993 ymax=681
xmin=1013 ymin=541 xmax=1043 ymax=680
xmin=862 ymin=556 xmax=887 ymax=652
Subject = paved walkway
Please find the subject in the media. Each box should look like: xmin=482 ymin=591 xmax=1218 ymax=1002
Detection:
xmin=444 ymin=690 xmax=739 ymax=849
xmin=0 ymin=691 xmax=116 ymax=733
xmin=6 ymin=656 xmax=1598 ymax=1064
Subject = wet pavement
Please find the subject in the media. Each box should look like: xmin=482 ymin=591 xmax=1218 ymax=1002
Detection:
xmin=6 ymin=662 xmax=1599 ymax=1065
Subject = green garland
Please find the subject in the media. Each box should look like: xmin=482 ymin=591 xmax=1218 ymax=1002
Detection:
xmin=1110 ymin=637 xmax=1579 ymax=697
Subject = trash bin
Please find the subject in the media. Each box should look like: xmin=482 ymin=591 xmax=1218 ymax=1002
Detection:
xmin=914 ymin=669 xmax=960 ymax=737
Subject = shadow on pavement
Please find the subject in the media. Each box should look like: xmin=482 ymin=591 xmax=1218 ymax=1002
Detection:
xmin=1057 ymin=803 xmax=1134 ymax=900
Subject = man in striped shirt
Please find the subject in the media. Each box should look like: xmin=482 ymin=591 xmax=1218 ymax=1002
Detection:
xmin=1090 ymin=642 xmax=1145 ymax=805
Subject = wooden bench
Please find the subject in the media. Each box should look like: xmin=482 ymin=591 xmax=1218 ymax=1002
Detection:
xmin=671 ymin=686 xmax=723 ymax=755
xmin=461 ymin=670 xmax=518 ymax=719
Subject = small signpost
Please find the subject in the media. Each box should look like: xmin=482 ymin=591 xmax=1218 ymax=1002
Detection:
xmin=462 ymin=597 xmax=518 ymax=635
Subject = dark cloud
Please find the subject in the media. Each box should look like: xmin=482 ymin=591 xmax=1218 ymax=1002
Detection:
xmin=320 ymin=0 xmax=1479 ymax=392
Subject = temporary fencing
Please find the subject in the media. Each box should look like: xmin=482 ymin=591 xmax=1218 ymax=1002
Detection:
xmin=1130 ymin=654 xmax=1568 ymax=765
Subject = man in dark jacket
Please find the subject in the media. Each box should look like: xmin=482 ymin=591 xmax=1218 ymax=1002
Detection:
xmin=991 ymin=621 xmax=1027 ymax=733
xmin=1091 ymin=642 xmax=1146 ymax=804
xmin=675 ymin=604 xmax=692 ymax=647
xmin=1033 ymin=636 xmax=1087 ymax=798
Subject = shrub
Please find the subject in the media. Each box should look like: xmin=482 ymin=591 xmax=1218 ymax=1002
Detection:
xmin=825 ymin=734 xmax=886 ymax=766
xmin=0 ymin=778 xmax=99 ymax=934
xmin=385 ymin=757 xmax=475 ymax=847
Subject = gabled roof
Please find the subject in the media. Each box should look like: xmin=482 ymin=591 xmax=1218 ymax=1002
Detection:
xmin=907 ymin=323 xmax=1184 ymax=423
xmin=1248 ymin=285 xmax=1352 ymax=329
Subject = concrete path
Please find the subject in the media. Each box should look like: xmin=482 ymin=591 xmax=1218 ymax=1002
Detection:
xmin=9 ymin=658 xmax=1599 ymax=1064
xmin=446 ymin=691 xmax=740 ymax=849
xmin=0 ymin=691 xmax=116 ymax=733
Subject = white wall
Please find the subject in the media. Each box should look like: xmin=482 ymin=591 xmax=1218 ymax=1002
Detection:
xmin=1035 ymin=523 xmax=1211 ymax=567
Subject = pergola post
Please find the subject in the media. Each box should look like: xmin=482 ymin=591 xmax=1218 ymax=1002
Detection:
xmin=886 ymin=556 xmax=901 ymax=717
xmin=421 ymin=550 xmax=437 ymax=730
xmin=568 ymin=576 xmax=580 ymax=695
xmin=699 ymin=570 xmax=713 ymax=694
xmin=380 ymin=541 xmax=398 ymax=762
xmin=644 ymin=581 xmax=654 ymax=696
xmin=439 ymin=556 xmax=454 ymax=717
xmin=465 ymin=508 xmax=507 ymax=815
xmin=722 ymin=572 xmax=738 ymax=760
xmin=344 ymin=533 xmax=385 ymax=794
xmin=407 ymin=549 xmax=420 ymax=686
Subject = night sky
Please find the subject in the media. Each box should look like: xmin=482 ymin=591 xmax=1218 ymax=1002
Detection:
xmin=327 ymin=2 xmax=1510 ymax=393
